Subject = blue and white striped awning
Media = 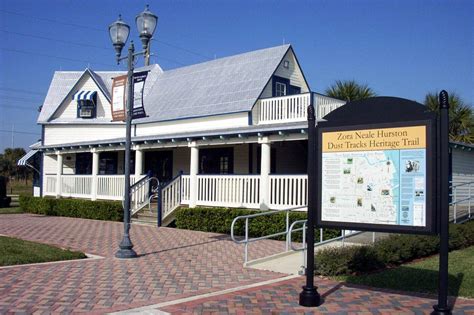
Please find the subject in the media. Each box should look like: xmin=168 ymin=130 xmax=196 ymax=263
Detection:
xmin=17 ymin=149 xmax=39 ymax=166
xmin=73 ymin=90 xmax=97 ymax=101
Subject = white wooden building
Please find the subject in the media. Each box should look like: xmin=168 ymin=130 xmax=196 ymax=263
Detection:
xmin=20 ymin=44 xmax=473 ymax=222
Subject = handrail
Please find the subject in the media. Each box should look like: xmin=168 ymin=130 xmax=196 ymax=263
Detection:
xmin=450 ymin=180 xmax=473 ymax=223
xmin=288 ymin=220 xmax=362 ymax=273
xmin=130 ymin=176 xmax=159 ymax=216
xmin=450 ymin=181 xmax=474 ymax=189
xmin=230 ymin=206 xmax=305 ymax=263
xmin=288 ymin=220 xmax=307 ymax=251
xmin=161 ymin=171 xmax=183 ymax=190
xmin=130 ymin=174 xmax=151 ymax=190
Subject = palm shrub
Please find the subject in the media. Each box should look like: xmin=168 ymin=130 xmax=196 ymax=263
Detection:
xmin=325 ymin=80 xmax=377 ymax=102
xmin=424 ymin=91 xmax=474 ymax=143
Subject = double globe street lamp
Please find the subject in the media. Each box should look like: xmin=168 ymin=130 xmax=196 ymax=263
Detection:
xmin=108 ymin=5 xmax=158 ymax=259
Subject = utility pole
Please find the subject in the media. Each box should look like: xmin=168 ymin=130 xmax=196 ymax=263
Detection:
xmin=11 ymin=124 xmax=14 ymax=148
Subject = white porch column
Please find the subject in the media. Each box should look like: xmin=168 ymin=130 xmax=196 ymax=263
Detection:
xmin=189 ymin=142 xmax=199 ymax=208
xmin=259 ymin=137 xmax=271 ymax=210
xmin=91 ymin=150 xmax=99 ymax=201
xmin=55 ymin=151 xmax=63 ymax=198
xmin=135 ymin=148 xmax=144 ymax=179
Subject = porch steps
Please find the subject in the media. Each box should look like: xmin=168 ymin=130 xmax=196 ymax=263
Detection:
xmin=132 ymin=211 xmax=158 ymax=226
xmin=131 ymin=205 xmax=178 ymax=227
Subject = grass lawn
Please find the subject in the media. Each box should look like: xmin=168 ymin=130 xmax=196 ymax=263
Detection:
xmin=0 ymin=236 xmax=87 ymax=266
xmin=0 ymin=207 xmax=23 ymax=214
xmin=341 ymin=246 xmax=474 ymax=298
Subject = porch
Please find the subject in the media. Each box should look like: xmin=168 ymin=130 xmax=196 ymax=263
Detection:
xmin=42 ymin=138 xmax=310 ymax=219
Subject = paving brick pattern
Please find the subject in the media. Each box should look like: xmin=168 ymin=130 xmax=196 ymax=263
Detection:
xmin=0 ymin=214 xmax=286 ymax=314
xmin=161 ymin=276 xmax=474 ymax=314
xmin=2 ymin=214 xmax=474 ymax=314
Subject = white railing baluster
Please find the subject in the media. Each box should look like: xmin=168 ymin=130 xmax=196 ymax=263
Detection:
xmin=255 ymin=93 xmax=345 ymax=125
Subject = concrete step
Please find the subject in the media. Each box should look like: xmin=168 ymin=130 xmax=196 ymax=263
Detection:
xmin=136 ymin=211 xmax=157 ymax=219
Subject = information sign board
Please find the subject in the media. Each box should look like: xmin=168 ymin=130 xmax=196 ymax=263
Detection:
xmin=316 ymin=121 xmax=436 ymax=234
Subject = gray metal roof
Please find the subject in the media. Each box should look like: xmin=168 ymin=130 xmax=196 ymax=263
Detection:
xmin=136 ymin=44 xmax=291 ymax=123
xmin=38 ymin=71 xmax=84 ymax=122
xmin=38 ymin=45 xmax=290 ymax=124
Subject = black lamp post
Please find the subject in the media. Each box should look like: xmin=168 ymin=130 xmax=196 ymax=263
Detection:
xmin=109 ymin=5 xmax=158 ymax=259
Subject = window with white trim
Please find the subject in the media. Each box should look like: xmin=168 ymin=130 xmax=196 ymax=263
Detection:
xmin=275 ymin=82 xmax=287 ymax=97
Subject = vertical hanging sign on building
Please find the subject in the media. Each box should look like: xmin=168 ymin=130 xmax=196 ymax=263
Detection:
xmin=111 ymin=75 xmax=127 ymax=121
xmin=132 ymin=71 xmax=148 ymax=119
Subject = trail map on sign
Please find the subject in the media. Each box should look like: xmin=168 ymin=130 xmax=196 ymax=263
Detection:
xmin=321 ymin=126 xmax=427 ymax=227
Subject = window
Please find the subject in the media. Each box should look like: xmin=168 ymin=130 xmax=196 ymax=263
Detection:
xmin=275 ymin=82 xmax=287 ymax=97
xmin=289 ymin=85 xmax=301 ymax=95
xmin=74 ymin=91 xmax=97 ymax=119
xmin=77 ymin=100 xmax=96 ymax=118
xmin=272 ymin=76 xmax=290 ymax=97
xmin=199 ymin=148 xmax=234 ymax=174
xmin=219 ymin=156 xmax=230 ymax=174
xmin=75 ymin=153 xmax=92 ymax=174
xmin=99 ymin=152 xmax=118 ymax=175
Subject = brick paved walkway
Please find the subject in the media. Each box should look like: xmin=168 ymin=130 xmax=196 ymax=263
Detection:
xmin=0 ymin=214 xmax=286 ymax=314
xmin=158 ymin=276 xmax=474 ymax=314
xmin=1 ymin=214 xmax=474 ymax=314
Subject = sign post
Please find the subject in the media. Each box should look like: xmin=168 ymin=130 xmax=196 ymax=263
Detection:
xmin=432 ymin=90 xmax=451 ymax=315
xmin=299 ymin=100 xmax=321 ymax=307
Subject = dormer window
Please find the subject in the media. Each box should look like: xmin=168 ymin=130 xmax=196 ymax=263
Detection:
xmin=74 ymin=91 xmax=97 ymax=119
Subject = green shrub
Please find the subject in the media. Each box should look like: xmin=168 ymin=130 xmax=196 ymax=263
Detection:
xmin=19 ymin=196 xmax=123 ymax=221
xmin=315 ymin=220 xmax=474 ymax=277
xmin=19 ymin=195 xmax=56 ymax=215
xmin=175 ymin=207 xmax=340 ymax=242
xmin=315 ymin=246 xmax=384 ymax=276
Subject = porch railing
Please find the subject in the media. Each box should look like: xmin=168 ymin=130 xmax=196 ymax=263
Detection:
xmin=97 ymin=175 xmax=126 ymax=200
xmin=162 ymin=175 xmax=183 ymax=219
xmin=44 ymin=174 xmax=144 ymax=201
xmin=255 ymin=93 xmax=346 ymax=124
xmin=257 ymin=93 xmax=310 ymax=124
xmin=60 ymin=175 xmax=92 ymax=198
xmin=269 ymin=175 xmax=308 ymax=209
xmin=316 ymin=93 xmax=346 ymax=119
xmin=181 ymin=175 xmax=190 ymax=204
xmin=196 ymin=175 xmax=260 ymax=208
xmin=44 ymin=175 xmax=56 ymax=195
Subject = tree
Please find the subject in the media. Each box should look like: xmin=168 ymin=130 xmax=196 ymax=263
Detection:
xmin=424 ymin=91 xmax=474 ymax=144
xmin=0 ymin=148 xmax=30 ymax=179
xmin=325 ymin=80 xmax=377 ymax=102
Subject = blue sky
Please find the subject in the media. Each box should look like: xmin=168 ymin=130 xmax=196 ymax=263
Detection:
xmin=0 ymin=0 xmax=472 ymax=151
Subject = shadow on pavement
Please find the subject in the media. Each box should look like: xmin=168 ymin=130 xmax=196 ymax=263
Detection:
xmin=342 ymin=267 xmax=465 ymax=310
